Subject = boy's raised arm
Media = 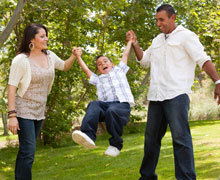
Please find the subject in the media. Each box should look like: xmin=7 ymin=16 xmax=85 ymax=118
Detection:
xmin=121 ymin=40 xmax=132 ymax=65
xmin=74 ymin=48 xmax=92 ymax=78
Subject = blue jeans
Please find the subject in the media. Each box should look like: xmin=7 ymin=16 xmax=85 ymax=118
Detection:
xmin=139 ymin=94 xmax=196 ymax=180
xmin=81 ymin=101 xmax=131 ymax=150
xmin=15 ymin=117 xmax=43 ymax=180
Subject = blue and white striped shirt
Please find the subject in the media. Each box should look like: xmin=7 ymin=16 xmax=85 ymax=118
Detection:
xmin=89 ymin=61 xmax=135 ymax=106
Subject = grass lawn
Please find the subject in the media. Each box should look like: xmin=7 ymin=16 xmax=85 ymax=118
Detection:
xmin=0 ymin=133 xmax=17 ymax=143
xmin=0 ymin=119 xmax=17 ymax=142
xmin=0 ymin=120 xmax=220 ymax=180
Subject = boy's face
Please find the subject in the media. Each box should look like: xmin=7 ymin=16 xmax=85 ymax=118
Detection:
xmin=96 ymin=56 xmax=114 ymax=74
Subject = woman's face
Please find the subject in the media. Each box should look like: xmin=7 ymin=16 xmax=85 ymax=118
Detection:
xmin=31 ymin=28 xmax=48 ymax=50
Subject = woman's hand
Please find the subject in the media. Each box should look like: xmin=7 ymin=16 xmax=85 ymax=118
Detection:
xmin=72 ymin=47 xmax=82 ymax=58
xmin=8 ymin=117 xmax=20 ymax=134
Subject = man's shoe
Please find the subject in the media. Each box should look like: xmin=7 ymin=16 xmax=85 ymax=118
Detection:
xmin=72 ymin=130 xmax=95 ymax=149
xmin=104 ymin=146 xmax=120 ymax=157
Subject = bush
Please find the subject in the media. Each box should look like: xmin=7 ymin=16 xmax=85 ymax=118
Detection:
xmin=189 ymin=79 xmax=220 ymax=120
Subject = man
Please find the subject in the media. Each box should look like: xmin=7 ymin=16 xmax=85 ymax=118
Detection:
xmin=126 ymin=3 xmax=220 ymax=180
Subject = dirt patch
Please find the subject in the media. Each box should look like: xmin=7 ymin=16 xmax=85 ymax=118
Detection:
xmin=0 ymin=139 xmax=18 ymax=149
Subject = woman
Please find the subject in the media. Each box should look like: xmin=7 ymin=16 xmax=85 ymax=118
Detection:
xmin=7 ymin=23 xmax=76 ymax=180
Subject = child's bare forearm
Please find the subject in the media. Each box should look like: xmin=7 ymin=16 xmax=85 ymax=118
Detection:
xmin=121 ymin=40 xmax=132 ymax=64
xmin=76 ymin=56 xmax=92 ymax=78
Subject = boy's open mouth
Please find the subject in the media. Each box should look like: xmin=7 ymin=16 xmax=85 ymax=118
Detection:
xmin=103 ymin=67 xmax=108 ymax=70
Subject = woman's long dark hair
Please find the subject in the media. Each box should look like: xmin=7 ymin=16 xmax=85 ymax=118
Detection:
xmin=17 ymin=23 xmax=48 ymax=55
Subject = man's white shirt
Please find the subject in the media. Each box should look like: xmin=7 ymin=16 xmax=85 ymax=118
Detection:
xmin=139 ymin=25 xmax=210 ymax=101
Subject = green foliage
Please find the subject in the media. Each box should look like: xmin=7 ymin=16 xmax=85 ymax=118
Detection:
xmin=0 ymin=0 xmax=220 ymax=145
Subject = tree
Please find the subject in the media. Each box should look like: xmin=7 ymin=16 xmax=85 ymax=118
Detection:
xmin=0 ymin=0 xmax=219 ymax=144
xmin=0 ymin=87 xmax=8 ymax=135
xmin=0 ymin=0 xmax=29 ymax=136
xmin=0 ymin=0 xmax=27 ymax=48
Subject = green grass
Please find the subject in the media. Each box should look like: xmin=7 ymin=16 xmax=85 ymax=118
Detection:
xmin=0 ymin=133 xmax=17 ymax=142
xmin=0 ymin=120 xmax=220 ymax=180
xmin=0 ymin=119 xmax=17 ymax=142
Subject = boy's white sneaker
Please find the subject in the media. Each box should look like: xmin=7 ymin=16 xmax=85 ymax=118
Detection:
xmin=72 ymin=130 xmax=95 ymax=149
xmin=104 ymin=146 xmax=120 ymax=157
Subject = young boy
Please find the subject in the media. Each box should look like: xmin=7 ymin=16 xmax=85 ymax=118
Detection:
xmin=72 ymin=40 xmax=134 ymax=157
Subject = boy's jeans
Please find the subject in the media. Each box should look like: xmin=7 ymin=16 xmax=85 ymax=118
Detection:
xmin=81 ymin=101 xmax=131 ymax=150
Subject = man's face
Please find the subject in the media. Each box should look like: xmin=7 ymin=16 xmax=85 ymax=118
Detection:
xmin=155 ymin=10 xmax=175 ymax=34
xmin=96 ymin=56 xmax=114 ymax=74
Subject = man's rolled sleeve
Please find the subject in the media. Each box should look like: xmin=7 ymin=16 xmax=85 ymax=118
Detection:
xmin=184 ymin=33 xmax=211 ymax=68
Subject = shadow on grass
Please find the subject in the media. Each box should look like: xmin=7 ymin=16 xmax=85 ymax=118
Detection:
xmin=124 ymin=119 xmax=220 ymax=134
xmin=196 ymin=161 xmax=220 ymax=179
xmin=0 ymin=146 xmax=18 ymax=180
xmin=189 ymin=119 xmax=220 ymax=128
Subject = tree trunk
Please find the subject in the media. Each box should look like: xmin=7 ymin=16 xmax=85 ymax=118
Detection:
xmin=95 ymin=13 xmax=108 ymax=133
xmin=1 ymin=112 xmax=8 ymax=135
xmin=0 ymin=0 xmax=27 ymax=48
xmin=100 ymin=13 xmax=108 ymax=54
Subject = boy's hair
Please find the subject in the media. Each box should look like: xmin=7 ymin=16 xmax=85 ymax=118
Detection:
xmin=96 ymin=55 xmax=112 ymax=62
xmin=156 ymin=4 xmax=176 ymax=18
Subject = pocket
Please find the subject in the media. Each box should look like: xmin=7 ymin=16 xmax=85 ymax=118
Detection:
xmin=167 ymin=41 xmax=187 ymax=68
xmin=150 ymin=43 xmax=163 ymax=63
xmin=167 ymin=41 xmax=181 ymax=47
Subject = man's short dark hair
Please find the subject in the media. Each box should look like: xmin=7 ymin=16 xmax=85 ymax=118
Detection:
xmin=156 ymin=4 xmax=176 ymax=18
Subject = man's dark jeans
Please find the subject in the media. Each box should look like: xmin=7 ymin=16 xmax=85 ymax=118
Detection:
xmin=139 ymin=94 xmax=196 ymax=180
xmin=15 ymin=117 xmax=43 ymax=180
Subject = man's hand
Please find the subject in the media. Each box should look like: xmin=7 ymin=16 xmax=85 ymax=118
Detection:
xmin=214 ymin=84 xmax=220 ymax=105
xmin=126 ymin=30 xmax=137 ymax=44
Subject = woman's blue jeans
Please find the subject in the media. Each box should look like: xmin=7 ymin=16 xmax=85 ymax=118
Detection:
xmin=139 ymin=94 xmax=196 ymax=180
xmin=15 ymin=117 xmax=43 ymax=180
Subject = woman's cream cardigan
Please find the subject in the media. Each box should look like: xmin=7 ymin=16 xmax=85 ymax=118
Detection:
xmin=8 ymin=50 xmax=65 ymax=97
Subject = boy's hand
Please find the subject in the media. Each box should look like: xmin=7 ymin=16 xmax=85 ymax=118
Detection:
xmin=72 ymin=47 xmax=82 ymax=58
xmin=126 ymin=30 xmax=137 ymax=44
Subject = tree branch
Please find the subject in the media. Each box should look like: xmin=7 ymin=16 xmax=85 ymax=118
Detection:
xmin=0 ymin=0 xmax=27 ymax=48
